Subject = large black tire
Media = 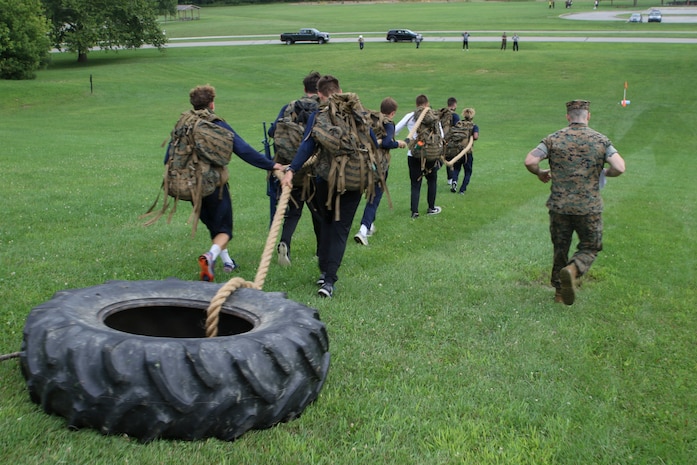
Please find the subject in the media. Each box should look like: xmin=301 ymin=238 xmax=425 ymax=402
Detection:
xmin=20 ymin=279 xmax=330 ymax=442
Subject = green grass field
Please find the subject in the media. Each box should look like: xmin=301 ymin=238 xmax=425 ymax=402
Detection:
xmin=1 ymin=1 xmax=696 ymax=463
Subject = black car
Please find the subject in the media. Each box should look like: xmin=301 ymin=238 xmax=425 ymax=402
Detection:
xmin=386 ymin=29 xmax=423 ymax=43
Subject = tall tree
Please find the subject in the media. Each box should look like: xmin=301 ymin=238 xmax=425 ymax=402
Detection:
xmin=42 ymin=0 xmax=167 ymax=62
xmin=0 ymin=0 xmax=51 ymax=79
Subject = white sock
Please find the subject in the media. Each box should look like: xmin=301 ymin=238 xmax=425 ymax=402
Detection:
xmin=209 ymin=244 xmax=222 ymax=261
xmin=220 ymin=249 xmax=232 ymax=264
xmin=359 ymin=224 xmax=368 ymax=236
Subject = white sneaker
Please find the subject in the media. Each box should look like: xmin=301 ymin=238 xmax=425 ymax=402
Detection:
xmin=367 ymin=224 xmax=376 ymax=237
xmin=277 ymin=242 xmax=291 ymax=267
xmin=354 ymin=232 xmax=368 ymax=246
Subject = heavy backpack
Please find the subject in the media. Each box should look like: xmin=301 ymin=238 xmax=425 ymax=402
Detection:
xmin=311 ymin=93 xmax=381 ymax=218
xmin=142 ymin=109 xmax=234 ymax=236
xmin=272 ymin=96 xmax=319 ymax=165
xmin=407 ymin=106 xmax=444 ymax=163
xmin=437 ymin=107 xmax=455 ymax=142
xmin=368 ymin=110 xmax=390 ymax=174
xmin=408 ymin=107 xmax=443 ymax=162
xmin=445 ymin=120 xmax=474 ymax=161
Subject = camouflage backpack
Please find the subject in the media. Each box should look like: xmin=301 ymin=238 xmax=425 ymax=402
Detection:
xmin=272 ymin=96 xmax=320 ymax=164
xmin=143 ymin=109 xmax=234 ymax=236
xmin=311 ymin=93 xmax=381 ymax=214
xmin=444 ymin=120 xmax=474 ymax=161
xmin=437 ymin=107 xmax=456 ymax=141
xmin=407 ymin=106 xmax=444 ymax=162
xmin=368 ymin=109 xmax=390 ymax=174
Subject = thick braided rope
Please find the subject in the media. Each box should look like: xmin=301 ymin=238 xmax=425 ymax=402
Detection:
xmin=205 ymin=180 xmax=291 ymax=338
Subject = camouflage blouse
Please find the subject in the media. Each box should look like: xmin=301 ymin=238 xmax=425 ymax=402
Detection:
xmin=537 ymin=123 xmax=617 ymax=215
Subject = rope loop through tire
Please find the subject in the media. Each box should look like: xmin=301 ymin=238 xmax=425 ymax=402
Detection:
xmin=206 ymin=180 xmax=291 ymax=338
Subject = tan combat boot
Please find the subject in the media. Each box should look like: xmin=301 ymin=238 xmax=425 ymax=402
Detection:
xmin=559 ymin=263 xmax=578 ymax=306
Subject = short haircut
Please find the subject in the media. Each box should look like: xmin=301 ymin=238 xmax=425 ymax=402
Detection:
xmin=447 ymin=97 xmax=457 ymax=107
xmin=567 ymin=108 xmax=588 ymax=120
xmin=317 ymin=75 xmax=341 ymax=96
xmin=380 ymin=97 xmax=398 ymax=115
xmin=190 ymin=85 xmax=215 ymax=110
xmin=415 ymin=94 xmax=429 ymax=106
xmin=303 ymin=71 xmax=321 ymax=94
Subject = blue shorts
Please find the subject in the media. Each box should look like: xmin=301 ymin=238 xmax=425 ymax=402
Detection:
xmin=198 ymin=184 xmax=233 ymax=240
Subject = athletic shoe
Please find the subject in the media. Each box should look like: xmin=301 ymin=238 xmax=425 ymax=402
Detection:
xmin=411 ymin=212 xmax=419 ymax=219
xmin=427 ymin=206 xmax=442 ymax=215
xmin=223 ymin=259 xmax=239 ymax=273
xmin=354 ymin=231 xmax=368 ymax=246
xmin=316 ymin=273 xmax=326 ymax=286
xmin=451 ymin=181 xmax=457 ymax=193
xmin=367 ymin=224 xmax=376 ymax=237
xmin=198 ymin=252 xmax=215 ymax=282
xmin=318 ymin=283 xmax=334 ymax=298
xmin=277 ymin=242 xmax=291 ymax=267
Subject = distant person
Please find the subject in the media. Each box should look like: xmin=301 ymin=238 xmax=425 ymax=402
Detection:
xmin=512 ymin=33 xmax=519 ymax=51
xmin=358 ymin=35 xmax=364 ymax=50
xmin=416 ymin=35 xmax=422 ymax=49
xmin=450 ymin=107 xmax=479 ymax=195
xmin=524 ymin=100 xmax=626 ymax=305
xmin=440 ymin=97 xmax=461 ymax=191
xmin=462 ymin=31 xmax=470 ymax=50
xmin=594 ymin=0 xmax=598 ymax=9
xmin=500 ymin=32 xmax=507 ymax=50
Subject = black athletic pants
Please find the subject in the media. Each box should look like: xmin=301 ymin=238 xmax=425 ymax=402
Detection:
xmin=312 ymin=178 xmax=362 ymax=286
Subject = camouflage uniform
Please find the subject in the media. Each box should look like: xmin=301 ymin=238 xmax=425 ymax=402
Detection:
xmin=534 ymin=122 xmax=617 ymax=290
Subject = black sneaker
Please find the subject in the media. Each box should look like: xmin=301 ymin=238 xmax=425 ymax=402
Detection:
xmin=318 ymin=282 xmax=333 ymax=298
xmin=451 ymin=181 xmax=457 ymax=193
xmin=316 ymin=273 xmax=326 ymax=286
xmin=427 ymin=206 xmax=442 ymax=215
xmin=411 ymin=212 xmax=419 ymax=219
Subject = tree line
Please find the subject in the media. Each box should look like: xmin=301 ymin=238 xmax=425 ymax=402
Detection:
xmin=1 ymin=0 xmax=177 ymax=79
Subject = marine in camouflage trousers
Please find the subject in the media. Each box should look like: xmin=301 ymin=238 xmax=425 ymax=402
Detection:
xmin=549 ymin=211 xmax=603 ymax=290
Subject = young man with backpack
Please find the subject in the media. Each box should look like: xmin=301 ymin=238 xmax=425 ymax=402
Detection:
xmin=438 ymin=97 xmax=461 ymax=191
xmin=353 ymin=97 xmax=407 ymax=246
xmin=395 ymin=94 xmax=444 ymax=219
xmin=281 ymin=75 xmax=380 ymax=298
xmin=159 ymin=85 xmax=284 ymax=282
xmin=449 ymin=107 xmax=479 ymax=195
xmin=268 ymin=71 xmax=323 ymax=267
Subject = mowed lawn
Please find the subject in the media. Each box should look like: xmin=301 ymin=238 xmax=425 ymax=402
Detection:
xmin=1 ymin=2 xmax=696 ymax=464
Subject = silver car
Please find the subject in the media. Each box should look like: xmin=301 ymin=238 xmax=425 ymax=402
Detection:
xmin=647 ymin=9 xmax=662 ymax=23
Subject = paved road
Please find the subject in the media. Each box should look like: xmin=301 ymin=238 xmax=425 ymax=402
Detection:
xmin=165 ymin=7 xmax=697 ymax=48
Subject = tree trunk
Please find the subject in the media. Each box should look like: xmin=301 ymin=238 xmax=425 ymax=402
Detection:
xmin=78 ymin=52 xmax=87 ymax=62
